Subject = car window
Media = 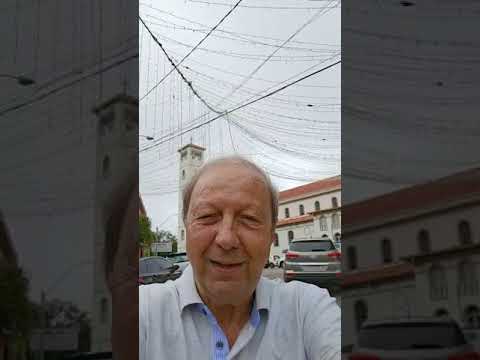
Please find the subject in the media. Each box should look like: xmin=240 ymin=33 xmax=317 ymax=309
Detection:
xmin=290 ymin=240 xmax=335 ymax=252
xmin=358 ymin=323 xmax=467 ymax=350
xmin=139 ymin=261 xmax=147 ymax=274
xmin=140 ymin=258 xmax=172 ymax=274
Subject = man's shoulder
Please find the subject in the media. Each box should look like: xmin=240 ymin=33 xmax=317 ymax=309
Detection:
xmin=139 ymin=281 xmax=179 ymax=309
xmin=263 ymin=277 xmax=330 ymax=297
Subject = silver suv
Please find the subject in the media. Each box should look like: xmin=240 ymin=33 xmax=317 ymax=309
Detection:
xmin=283 ymin=237 xmax=341 ymax=290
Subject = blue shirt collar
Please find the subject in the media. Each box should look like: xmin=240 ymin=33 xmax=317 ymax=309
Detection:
xmin=175 ymin=264 xmax=271 ymax=324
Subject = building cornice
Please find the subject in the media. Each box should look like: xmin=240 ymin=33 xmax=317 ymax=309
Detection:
xmin=340 ymin=262 xmax=415 ymax=289
xmin=276 ymin=214 xmax=314 ymax=228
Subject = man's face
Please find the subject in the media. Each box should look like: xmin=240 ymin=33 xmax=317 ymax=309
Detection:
xmin=185 ymin=163 xmax=274 ymax=305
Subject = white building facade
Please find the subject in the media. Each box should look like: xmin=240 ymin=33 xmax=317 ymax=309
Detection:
xmin=270 ymin=176 xmax=341 ymax=260
xmin=341 ymin=168 xmax=480 ymax=348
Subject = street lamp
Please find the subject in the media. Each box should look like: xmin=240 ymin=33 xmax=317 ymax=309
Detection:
xmin=0 ymin=74 xmax=35 ymax=86
xmin=139 ymin=134 xmax=154 ymax=140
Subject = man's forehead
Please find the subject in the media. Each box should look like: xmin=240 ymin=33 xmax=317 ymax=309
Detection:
xmin=191 ymin=163 xmax=269 ymax=201
xmin=197 ymin=162 xmax=267 ymax=188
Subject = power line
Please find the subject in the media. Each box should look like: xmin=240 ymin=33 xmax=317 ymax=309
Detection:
xmin=145 ymin=30 xmax=334 ymax=62
xmin=139 ymin=17 xmax=221 ymax=115
xmin=140 ymin=59 xmax=340 ymax=152
xmin=215 ymin=0 xmax=338 ymax=106
xmin=139 ymin=0 xmax=243 ymax=101
xmin=0 ymin=53 xmax=138 ymax=118
xmin=140 ymin=3 xmax=338 ymax=48
xmin=188 ymin=0 xmax=340 ymax=10
xmin=143 ymin=14 xmax=338 ymax=53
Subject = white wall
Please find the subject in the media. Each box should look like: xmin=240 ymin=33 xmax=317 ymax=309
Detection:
xmin=342 ymin=202 xmax=480 ymax=348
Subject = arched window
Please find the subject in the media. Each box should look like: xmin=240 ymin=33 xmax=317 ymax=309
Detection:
xmin=100 ymin=297 xmax=109 ymax=324
xmin=314 ymin=201 xmax=320 ymax=211
xmin=430 ymin=264 xmax=448 ymax=300
xmin=381 ymin=238 xmax=393 ymax=263
xmin=332 ymin=197 xmax=338 ymax=208
xmin=335 ymin=233 xmax=341 ymax=242
xmin=285 ymin=208 xmax=290 ymax=218
xmin=355 ymin=300 xmax=368 ymax=330
xmin=182 ymin=169 xmax=185 ymax=179
xmin=464 ymin=306 xmax=480 ymax=329
xmin=458 ymin=260 xmax=479 ymax=296
xmin=288 ymin=231 xmax=294 ymax=244
xmin=418 ymin=229 xmax=431 ymax=254
xmin=347 ymin=246 xmax=357 ymax=270
xmin=458 ymin=220 xmax=472 ymax=245
xmin=331 ymin=213 xmax=340 ymax=229
xmin=274 ymin=233 xmax=279 ymax=247
xmin=299 ymin=204 xmax=305 ymax=216
xmin=181 ymin=230 xmax=185 ymax=241
xmin=319 ymin=216 xmax=328 ymax=231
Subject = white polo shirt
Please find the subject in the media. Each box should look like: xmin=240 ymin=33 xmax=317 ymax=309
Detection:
xmin=139 ymin=265 xmax=341 ymax=360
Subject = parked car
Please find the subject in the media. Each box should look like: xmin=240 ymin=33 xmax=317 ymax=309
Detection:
xmin=283 ymin=237 xmax=341 ymax=290
xmin=139 ymin=256 xmax=182 ymax=285
xmin=350 ymin=318 xmax=480 ymax=360
xmin=163 ymin=252 xmax=190 ymax=272
xmin=272 ymin=249 xmax=288 ymax=268
xmin=264 ymin=258 xmax=275 ymax=269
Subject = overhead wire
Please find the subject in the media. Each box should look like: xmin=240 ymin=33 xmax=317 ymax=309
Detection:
xmin=139 ymin=0 xmax=243 ymax=101
xmin=139 ymin=17 xmax=222 ymax=114
xmin=140 ymin=59 xmax=340 ymax=152
xmin=143 ymin=14 xmax=338 ymax=53
xmin=0 ymin=53 xmax=138 ymax=118
xmin=215 ymin=0 xmax=339 ymax=107
xmin=140 ymin=2 xmax=338 ymax=48
xmin=187 ymin=0 xmax=340 ymax=10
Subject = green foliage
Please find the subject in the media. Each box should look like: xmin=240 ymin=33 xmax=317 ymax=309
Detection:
xmin=0 ymin=266 xmax=33 ymax=335
xmin=139 ymin=214 xmax=155 ymax=251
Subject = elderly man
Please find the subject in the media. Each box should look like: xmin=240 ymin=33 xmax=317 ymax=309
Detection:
xmin=140 ymin=156 xmax=341 ymax=360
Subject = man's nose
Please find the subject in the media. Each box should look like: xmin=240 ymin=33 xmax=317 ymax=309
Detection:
xmin=214 ymin=217 xmax=239 ymax=250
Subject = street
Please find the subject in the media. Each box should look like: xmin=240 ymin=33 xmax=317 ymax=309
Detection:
xmin=262 ymin=268 xmax=341 ymax=306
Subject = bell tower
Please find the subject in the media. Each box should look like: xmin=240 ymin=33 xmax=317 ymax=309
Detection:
xmin=177 ymin=143 xmax=205 ymax=252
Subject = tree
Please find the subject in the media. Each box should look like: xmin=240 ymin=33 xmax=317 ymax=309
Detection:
xmin=139 ymin=214 xmax=155 ymax=256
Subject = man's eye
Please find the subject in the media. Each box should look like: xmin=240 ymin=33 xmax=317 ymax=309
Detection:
xmin=198 ymin=214 xmax=215 ymax=220
xmin=242 ymin=215 xmax=259 ymax=223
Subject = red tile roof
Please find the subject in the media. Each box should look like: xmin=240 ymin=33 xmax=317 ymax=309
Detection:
xmin=340 ymin=263 xmax=414 ymax=288
xmin=343 ymin=167 xmax=480 ymax=227
xmin=276 ymin=214 xmax=314 ymax=227
xmin=279 ymin=175 xmax=341 ymax=202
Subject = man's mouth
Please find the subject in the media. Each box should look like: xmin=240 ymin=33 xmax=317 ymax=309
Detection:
xmin=210 ymin=260 xmax=245 ymax=270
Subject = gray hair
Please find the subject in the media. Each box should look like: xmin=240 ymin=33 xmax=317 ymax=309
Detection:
xmin=182 ymin=156 xmax=278 ymax=231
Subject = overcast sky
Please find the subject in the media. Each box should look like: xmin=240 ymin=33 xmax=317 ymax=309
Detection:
xmin=139 ymin=0 xmax=342 ymax=234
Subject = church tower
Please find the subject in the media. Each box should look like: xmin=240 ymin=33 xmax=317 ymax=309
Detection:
xmin=177 ymin=143 xmax=205 ymax=252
